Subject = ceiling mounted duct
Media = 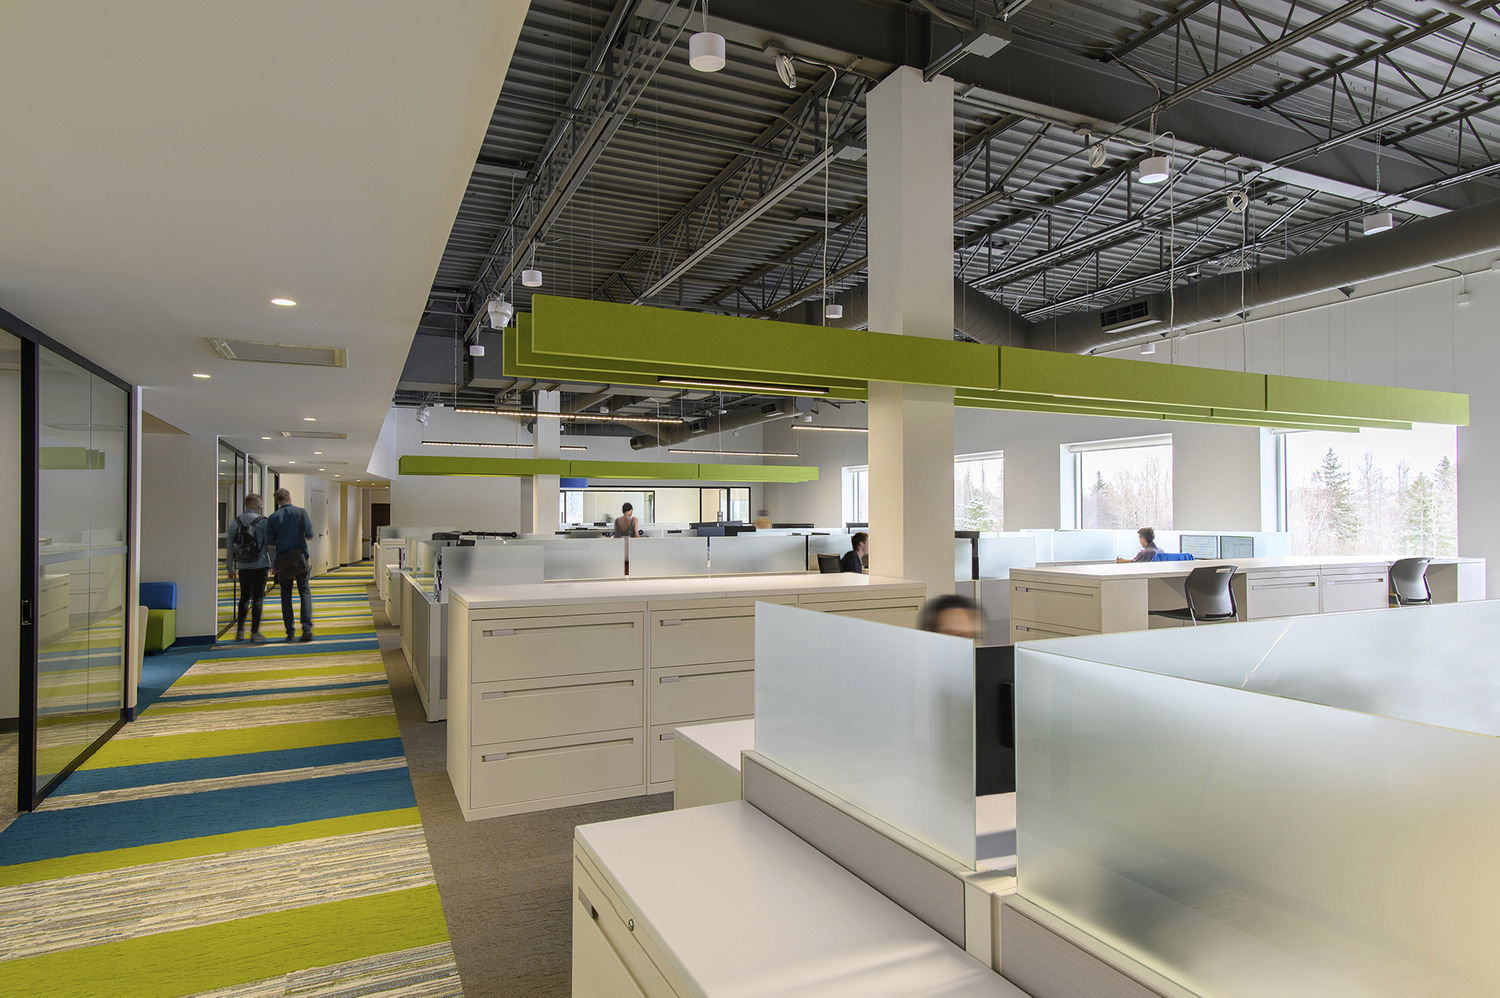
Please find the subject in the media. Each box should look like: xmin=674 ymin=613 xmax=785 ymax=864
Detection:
xmin=208 ymin=338 xmax=347 ymax=368
xmin=278 ymin=430 xmax=349 ymax=440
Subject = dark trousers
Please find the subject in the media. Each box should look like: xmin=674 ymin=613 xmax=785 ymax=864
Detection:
xmin=236 ymin=567 xmax=268 ymax=632
xmin=280 ymin=571 xmax=313 ymax=635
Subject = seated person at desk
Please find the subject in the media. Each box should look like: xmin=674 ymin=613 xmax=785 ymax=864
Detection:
xmin=839 ymin=532 xmax=868 ymax=574
xmin=1117 ymin=526 xmax=1160 ymax=564
xmin=613 ymin=503 xmax=643 ymax=538
xmin=917 ymin=593 xmax=982 ymax=643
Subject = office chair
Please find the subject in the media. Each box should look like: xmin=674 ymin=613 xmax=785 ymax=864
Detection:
xmin=1152 ymin=552 xmax=1195 ymax=562
xmin=1389 ymin=557 xmax=1433 ymax=606
xmin=817 ymin=554 xmax=841 ymax=574
xmin=1149 ymin=564 xmax=1238 ymax=625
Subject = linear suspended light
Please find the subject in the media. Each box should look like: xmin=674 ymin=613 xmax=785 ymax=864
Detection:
xmin=670 ymin=448 xmax=801 ymax=458
xmin=791 ymin=425 xmax=868 ymax=433
xmin=454 ymin=407 xmax=684 ymax=425
xmin=560 ymin=445 xmax=588 ymax=452
xmin=657 ymin=376 xmax=829 ymax=396
xmin=422 ymin=440 xmax=533 ymax=449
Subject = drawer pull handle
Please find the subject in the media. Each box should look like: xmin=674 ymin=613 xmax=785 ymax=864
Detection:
xmin=1251 ymin=582 xmax=1316 ymax=590
xmin=659 ymin=732 xmax=674 ymax=741
xmin=481 ymin=690 xmax=506 ymax=700
xmin=483 ymin=621 xmax=635 ymax=638
xmin=487 ymin=679 xmax=635 ymax=699
xmin=481 ymin=628 xmax=515 ymax=637
xmin=482 ymin=737 xmax=634 ymax=763
xmin=578 ymin=887 xmax=597 ymax=920
xmin=659 ymin=670 xmax=745 ymax=683
xmin=659 ymin=675 xmax=681 ymax=684
xmin=481 ymin=751 xmax=508 ymax=762
xmin=659 ymin=619 xmax=683 ymax=627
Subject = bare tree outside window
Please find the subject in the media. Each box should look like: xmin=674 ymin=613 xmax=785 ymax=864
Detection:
xmin=1285 ymin=425 xmax=1457 ymax=556
xmin=955 ymin=454 xmax=1003 ymax=531
xmin=1077 ymin=442 xmax=1173 ymax=529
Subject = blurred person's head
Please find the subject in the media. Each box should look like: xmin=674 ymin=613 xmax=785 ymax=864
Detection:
xmin=917 ymin=594 xmax=982 ymax=644
xmin=851 ymin=531 xmax=868 ymax=556
xmin=1138 ymin=526 xmax=1156 ymax=548
xmin=622 ymin=503 xmax=633 ymax=514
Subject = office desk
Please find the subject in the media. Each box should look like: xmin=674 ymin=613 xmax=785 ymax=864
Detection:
xmin=448 ymin=574 xmax=926 ymax=820
xmin=1008 ymin=555 xmax=1484 ymax=642
xmin=574 ymin=802 xmax=1027 ymax=998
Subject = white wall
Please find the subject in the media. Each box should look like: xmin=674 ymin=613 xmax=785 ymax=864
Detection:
xmin=374 ymin=405 xmax=766 ymax=530
xmin=141 ymin=432 xmax=218 ymax=638
xmin=1105 ymin=254 xmax=1500 ymax=594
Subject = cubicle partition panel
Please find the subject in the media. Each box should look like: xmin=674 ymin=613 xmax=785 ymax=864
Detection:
xmin=1013 ymin=603 xmax=1500 ymax=998
xmin=706 ymin=534 xmax=805 ymax=575
xmin=624 ymin=536 xmax=707 ymax=579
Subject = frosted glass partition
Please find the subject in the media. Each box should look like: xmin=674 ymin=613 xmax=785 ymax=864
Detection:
xmin=507 ymin=538 xmax=624 ymax=580
xmin=755 ymin=602 xmax=976 ymax=866
xmin=377 ymin=526 xmax=452 ymax=541
xmin=708 ymin=535 xmax=807 ymax=575
xmin=435 ymin=545 xmax=544 ymax=601
xmin=955 ymin=538 xmax=973 ymax=581
xmin=1050 ymin=530 xmax=1121 ymax=563
xmin=409 ymin=540 xmax=440 ymax=597
xmin=805 ymin=532 xmax=853 ymax=570
xmin=1019 ymin=529 xmax=1054 ymax=564
xmin=626 ymin=536 xmax=709 ymax=578
xmin=976 ymin=535 xmax=1036 ymax=578
xmin=1015 ymin=601 xmax=1500 ymax=998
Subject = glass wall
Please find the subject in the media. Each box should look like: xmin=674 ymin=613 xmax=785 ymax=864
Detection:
xmin=217 ymin=442 xmax=244 ymax=634
xmin=32 ymin=345 xmax=129 ymax=799
xmin=558 ymin=486 xmax=751 ymax=526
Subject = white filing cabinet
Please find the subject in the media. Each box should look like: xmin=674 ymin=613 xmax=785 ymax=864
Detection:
xmin=1235 ymin=566 xmax=1322 ymax=619
xmin=1319 ymin=564 xmax=1390 ymax=614
xmin=448 ymin=575 xmax=927 ymax=820
xmin=38 ymin=574 xmax=71 ymax=644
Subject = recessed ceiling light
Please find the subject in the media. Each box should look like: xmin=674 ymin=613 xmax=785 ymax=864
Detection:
xmin=313 ymin=451 xmax=322 ymax=455
xmin=288 ymin=461 xmax=296 ymax=464
xmin=192 ymin=373 xmax=211 ymax=379
xmin=302 ymin=417 xmax=316 ymax=422
xmin=271 ymin=298 xmax=297 ymax=307
xmin=261 ymin=436 xmax=272 ymax=440
xmin=318 ymin=468 xmax=325 ymax=472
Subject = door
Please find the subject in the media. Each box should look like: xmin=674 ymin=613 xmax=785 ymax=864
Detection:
xmin=308 ymin=485 xmax=329 ymax=575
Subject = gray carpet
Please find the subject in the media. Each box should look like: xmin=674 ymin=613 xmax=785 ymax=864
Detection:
xmin=370 ymin=586 xmax=673 ymax=998
xmin=0 ymin=730 xmax=16 ymax=835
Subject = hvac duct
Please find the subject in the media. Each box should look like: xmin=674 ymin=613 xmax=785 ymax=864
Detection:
xmin=628 ymin=397 xmax=814 ymax=450
xmin=782 ymin=277 xmax=1027 ymax=346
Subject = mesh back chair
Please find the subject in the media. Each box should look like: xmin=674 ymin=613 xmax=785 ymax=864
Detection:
xmin=1389 ymin=557 xmax=1433 ymax=606
xmin=817 ymin=553 xmax=842 ymax=574
xmin=1150 ymin=564 xmax=1239 ymax=625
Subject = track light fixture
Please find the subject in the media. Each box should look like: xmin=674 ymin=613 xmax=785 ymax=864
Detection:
xmin=689 ymin=0 xmax=725 ymax=71
xmin=1137 ymin=155 xmax=1171 ymax=185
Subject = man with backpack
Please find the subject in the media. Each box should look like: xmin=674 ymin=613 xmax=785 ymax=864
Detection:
xmin=267 ymin=487 xmax=316 ymax=643
xmin=228 ymin=493 xmax=270 ymax=643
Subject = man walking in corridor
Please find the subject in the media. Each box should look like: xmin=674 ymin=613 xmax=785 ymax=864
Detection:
xmin=267 ymin=487 xmax=316 ymax=643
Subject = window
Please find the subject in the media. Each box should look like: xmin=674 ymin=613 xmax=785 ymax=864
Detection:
xmin=843 ymin=465 xmax=869 ymax=525
xmin=1281 ymin=424 xmax=1457 ymax=556
xmin=1070 ymin=435 xmax=1173 ymax=529
xmin=955 ymin=452 xmax=1003 ymax=531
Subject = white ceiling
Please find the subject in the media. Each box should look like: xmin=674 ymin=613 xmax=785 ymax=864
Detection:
xmin=0 ymin=0 xmax=530 ymax=481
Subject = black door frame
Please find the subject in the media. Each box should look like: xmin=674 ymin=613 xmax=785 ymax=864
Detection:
xmin=5 ymin=304 xmax=135 ymax=813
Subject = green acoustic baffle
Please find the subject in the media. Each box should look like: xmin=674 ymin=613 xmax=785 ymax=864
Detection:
xmin=521 ymin=294 xmax=999 ymax=395
xmin=398 ymin=456 xmax=570 ymax=477
xmin=996 ymin=346 xmax=1265 ymax=413
xmin=1267 ymin=375 xmax=1469 ymax=426
xmin=698 ymin=463 xmax=820 ymax=483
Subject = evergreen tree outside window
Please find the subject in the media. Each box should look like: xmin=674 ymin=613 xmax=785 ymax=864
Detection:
xmin=1283 ymin=424 xmax=1458 ymax=556
xmin=955 ymin=453 xmax=1004 ymax=531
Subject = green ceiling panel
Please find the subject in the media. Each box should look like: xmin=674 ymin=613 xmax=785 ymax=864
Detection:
xmin=1267 ymin=375 xmax=1468 ymax=426
xmin=699 ymin=463 xmax=819 ymax=483
xmin=998 ymin=346 xmax=1265 ymax=411
xmin=398 ymin=455 xmax=569 ymax=477
xmin=528 ymin=295 xmax=999 ymax=391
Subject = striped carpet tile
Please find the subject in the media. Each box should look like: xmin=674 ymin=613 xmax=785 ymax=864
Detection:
xmin=0 ymin=563 xmax=461 ymax=998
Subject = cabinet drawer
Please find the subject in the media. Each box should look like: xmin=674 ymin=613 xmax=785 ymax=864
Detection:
xmin=573 ymin=855 xmax=677 ymax=998
xmin=1011 ymin=619 xmax=1096 ymax=642
xmin=471 ymin=612 xmax=644 ymax=682
xmin=1010 ymin=580 xmax=1101 ymax=631
xmin=650 ymin=662 xmax=753 ymax=726
xmin=648 ymin=723 xmax=679 ymax=786
xmin=1320 ymin=573 xmax=1389 ymax=614
xmin=470 ymin=728 xmax=643 ymax=810
xmin=473 ymin=671 xmax=643 ymax=745
xmin=801 ymin=596 xmax=924 ymax=630
xmin=650 ymin=607 xmax=754 ymax=667
xmin=1238 ymin=573 xmax=1320 ymax=619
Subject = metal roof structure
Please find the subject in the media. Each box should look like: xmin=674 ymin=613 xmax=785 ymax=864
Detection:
xmin=401 ymin=0 xmax=1500 ymax=422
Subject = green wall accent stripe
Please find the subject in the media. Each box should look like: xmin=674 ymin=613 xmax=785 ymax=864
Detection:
xmin=529 ymin=294 xmax=1000 ymax=391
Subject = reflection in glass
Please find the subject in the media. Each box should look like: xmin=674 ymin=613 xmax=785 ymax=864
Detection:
xmin=35 ymin=347 xmax=128 ymax=794
xmin=217 ymin=442 xmax=243 ymax=633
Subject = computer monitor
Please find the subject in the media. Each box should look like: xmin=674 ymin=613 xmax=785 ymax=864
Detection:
xmin=772 ymin=522 xmax=814 ymax=529
xmin=1180 ymin=534 xmax=1220 ymax=559
xmin=975 ymin=645 xmax=1015 ymax=796
xmin=1220 ymin=535 xmax=1255 ymax=559
xmin=846 ymin=522 xmax=868 ymax=530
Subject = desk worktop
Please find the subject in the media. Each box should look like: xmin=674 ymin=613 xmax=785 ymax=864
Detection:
xmin=1012 ymin=555 xmax=1478 ymax=581
xmin=577 ymin=802 xmax=1025 ymax=998
xmin=451 ymin=572 xmax=920 ymax=609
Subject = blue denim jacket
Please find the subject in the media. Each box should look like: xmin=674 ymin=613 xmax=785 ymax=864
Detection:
xmin=266 ymin=503 xmax=314 ymax=559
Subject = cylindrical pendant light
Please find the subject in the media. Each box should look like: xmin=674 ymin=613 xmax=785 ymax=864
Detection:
xmin=824 ymin=302 xmax=843 ymax=320
xmin=521 ymin=268 xmax=543 ymax=287
xmin=689 ymin=31 xmax=725 ymax=72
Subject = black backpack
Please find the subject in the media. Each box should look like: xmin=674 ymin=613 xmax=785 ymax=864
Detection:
xmin=232 ymin=514 xmax=263 ymax=564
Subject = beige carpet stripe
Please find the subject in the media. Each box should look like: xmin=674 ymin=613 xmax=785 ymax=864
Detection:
xmin=185 ymin=652 xmax=383 ymax=676
xmin=0 ymin=827 xmax=434 ymax=962
xmin=37 ymin=757 xmax=408 ymax=811
xmin=188 ymin=942 xmax=462 ymax=998
xmin=111 ymin=697 xmax=393 ymax=738
xmin=156 ymin=674 xmax=390 ymax=700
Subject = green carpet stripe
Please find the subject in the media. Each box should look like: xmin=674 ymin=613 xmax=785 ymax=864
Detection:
xmin=172 ymin=663 xmax=381 ymax=686
xmin=201 ymin=648 xmax=378 ymax=667
xmin=3 ymin=884 xmax=449 ymax=998
xmin=79 ymin=715 xmax=402 ymax=769
xmin=0 ymin=807 xmax=421 ymax=888
xmin=143 ymin=687 xmax=391 ymax=717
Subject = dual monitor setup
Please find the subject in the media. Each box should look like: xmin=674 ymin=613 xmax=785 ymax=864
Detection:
xmin=1180 ymin=533 xmax=1256 ymax=560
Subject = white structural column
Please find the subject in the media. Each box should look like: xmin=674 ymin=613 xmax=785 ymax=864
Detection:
xmin=865 ymin=67 xmax=956 ymax=597
xmin=533 ymin=389 xmax=561 ymax=533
